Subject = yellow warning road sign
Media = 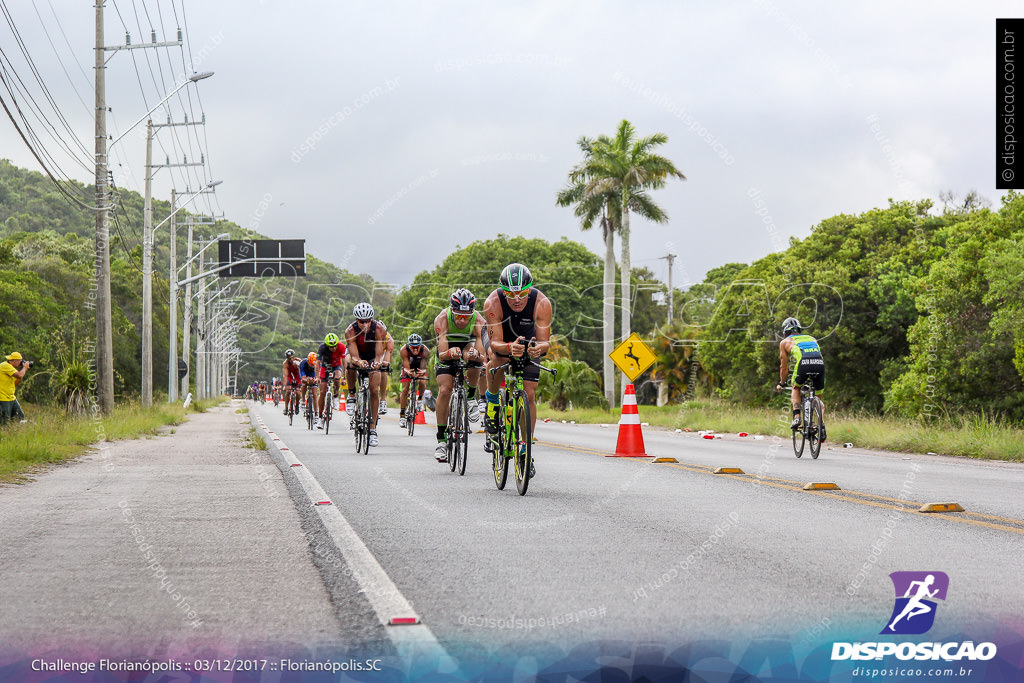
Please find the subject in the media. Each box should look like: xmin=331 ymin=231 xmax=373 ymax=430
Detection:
xmin=610 ymin=333 xmax=656 ymax=382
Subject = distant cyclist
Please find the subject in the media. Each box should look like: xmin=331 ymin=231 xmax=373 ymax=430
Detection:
xmin=398 ymin=333 xmax=430 ymax=430
xmin=432 ymin=288 xmax=486 ymax=462
xmin=344 ymin=302 xmax=385 ymax=447
xmin=299 ymin=352 xmax=319 ymax=410
xmin=316 ymin=333 xmax=347 ymax=429
xmin=282 ymin=349 xmax=301 ymax=414
xmin=776 ymin=317 xmax=826 ymax=441
xmin=483 ymin=263 xmax=552 ymax=473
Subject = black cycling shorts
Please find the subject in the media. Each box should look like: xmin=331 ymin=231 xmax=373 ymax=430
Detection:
xmin=492 ymin=352 xmax=546 ymax=383
xmin=794 ymin=358 xmax=825 ymax=392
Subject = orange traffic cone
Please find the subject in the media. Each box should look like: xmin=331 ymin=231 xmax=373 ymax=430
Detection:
xmin=338 ymin=392 xmax=346 ymax=413
xmin=608 ymin=383 xmax=647 ymax=457
xmin=415 ymin=408 xmax=427 ymax=424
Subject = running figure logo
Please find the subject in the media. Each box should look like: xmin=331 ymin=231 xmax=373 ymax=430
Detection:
xmin=881 ymin=571 xmax=949 ymax=635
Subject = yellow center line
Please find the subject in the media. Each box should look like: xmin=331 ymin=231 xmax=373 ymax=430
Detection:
xmin=538 ymin=439 xmax=1024 ymax=535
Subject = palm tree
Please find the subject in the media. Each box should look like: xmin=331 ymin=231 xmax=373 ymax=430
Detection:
xmin=560 ymin=120 xmax=685 ymax=395
xmin=586 ymin=121 xmax=685 ymax=356
xmin=557 ymin=135 xmax=620 ymax=407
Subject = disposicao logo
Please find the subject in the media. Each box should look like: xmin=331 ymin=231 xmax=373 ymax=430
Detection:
xmin=881 ymin=571 xmax=948 ymax=635
xmin=831 ymin=571 xmax=997 ymax=662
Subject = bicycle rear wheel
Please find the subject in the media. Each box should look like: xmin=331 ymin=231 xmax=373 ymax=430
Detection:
xmin=792 ymin=403 xmax=805 ymax=458
xmin=809 ymin=399 xmax=824 ymax=459
xmin=513 ymin=390 xmax=532 ymax=495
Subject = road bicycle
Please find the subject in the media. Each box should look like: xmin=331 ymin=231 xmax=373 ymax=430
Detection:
xmin=351 ymin=367 xmax=373 ymax=454
xmin=779 ymin=379 xmax=825 ymax=459
xmin=445 ymin=359 xmax=475 ymax=476
xmin=403 ymin=377 xmax=424 ymax=437
xmin=322 ymin=386 xmax=333 ymax=435
xmin=272 ymin=387 xmax=281 ymax=407
xmin=489 ymin=340 xmax=556 ymax=495
xmin=304 ymin=390 xmax=316 ymax=430
xmin=285 ymin=387 xmax=300 ymax=426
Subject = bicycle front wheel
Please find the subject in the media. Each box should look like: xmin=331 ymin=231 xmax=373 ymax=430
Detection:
xmin=324 ymin=390 xmax=333 ymax=436
xmin=457 ymin=393 xmax=468 ymax=476
xmin=792 ymin=401 xmax=805 ymax=458
xmin=406 ymin=395 xmax=416 ymax=436
xmin=809 ymin=399 xmax=824 ymax=459
xmin=513 ymin=390 xmax=532 ymax=496
xmin=361 ymin=390 xmax=371 ymax=454
xmin=492 ymin=394 xmax=508 ymax=490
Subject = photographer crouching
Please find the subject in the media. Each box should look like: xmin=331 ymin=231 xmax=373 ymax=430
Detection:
xmin=0 ymin=351 xmax=32 ymax=425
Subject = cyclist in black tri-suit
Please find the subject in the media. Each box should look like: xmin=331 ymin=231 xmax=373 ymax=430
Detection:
xmin=398 ymin=333 xmax=430 ymax=430
xmin=483 ymin=263 xmax=553 ymax=474
xmin=344 ymin=302 xmax=386 ymax=447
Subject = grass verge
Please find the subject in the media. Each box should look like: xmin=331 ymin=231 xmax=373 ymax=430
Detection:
xmin=537 ymin=400 xmax=1024 ymax=462
xmin=0 ymin=398 xmax=223 ymax=483
xmin=243 ymin=427 xmax=267 ymax=451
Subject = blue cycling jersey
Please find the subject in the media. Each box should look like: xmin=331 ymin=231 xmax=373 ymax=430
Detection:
xmin=299 ymin=359 xmax=316 ymax=378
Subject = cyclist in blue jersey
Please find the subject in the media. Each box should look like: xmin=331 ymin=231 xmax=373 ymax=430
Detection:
xmin=299 ymin=352 xmax=319 ymax=412
xmin=776 ymin=317 xmax=827 ymax=441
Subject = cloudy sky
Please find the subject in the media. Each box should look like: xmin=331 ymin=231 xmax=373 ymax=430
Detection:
xmin=0 ymin=1 xmax=1017 ymax=288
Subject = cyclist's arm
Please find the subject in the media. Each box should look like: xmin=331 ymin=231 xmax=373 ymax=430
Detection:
xmin=344 ymin=326 xmax=363 ymax=365
xmin=778 ymin=339 xmax=792 ymax=385
xmin=483 ymin=292 xmax=511 ymax=356
xmin=529 ymin=293 xmax=553 ymax=357
xmin=401 ymin=346 xmax=413 ymax=374
xmin=469 ymin=315 xmax=486 ymax=360
xmin=434 ymin=311 xmax=454 ymax=360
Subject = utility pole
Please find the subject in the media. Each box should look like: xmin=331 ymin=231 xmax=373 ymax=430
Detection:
xmin=94 ymin=2 xmax=114 ymax=413
xmin=196 ymin=254 xmax=206 ymax=401
xmin=141 ymin=129 xmax=201 ymax=406
xmin=168 ymin=188 xmax=177 ymax=401
xmin=181 ymin=217 xmax=193 ymax=400
xmin=659 ymin=252 xmax=677 ymax=325
xmin=97 ymin=13 xmax=185 ymax=412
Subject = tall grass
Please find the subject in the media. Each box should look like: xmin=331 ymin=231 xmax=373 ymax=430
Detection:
xmin=537 ymin=400 xmax=1024 ymax=462
xmin=0 ymin=398 xmax=223 ymax=482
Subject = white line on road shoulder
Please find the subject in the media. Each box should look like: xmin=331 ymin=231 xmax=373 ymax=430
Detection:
xmin=252 ymin=404 xmax=458 ymax=676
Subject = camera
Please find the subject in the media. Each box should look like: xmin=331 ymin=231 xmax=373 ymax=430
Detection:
xmin=24 ymin=360 xmax=33 ymax=368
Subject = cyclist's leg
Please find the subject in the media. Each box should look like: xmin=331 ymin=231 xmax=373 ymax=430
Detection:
xmin=368 ymin=371 xmax=381 ymax=429
xmin=436 ymin=373 xmax=453 ymax=436
xmin=346 ymin=365 xmax=358 ymax=411
xmin=484 ymin=354 xmax=503 ymax=429
xmin=332 ymin=369 xmax=343 ymax=406
xmin=317 ymin=376 xmax=328 ymax=416
xmin=399 ymin=376 xmax=410 ymax=413
xmin=524 ymin=379 xmax=540 ymax=434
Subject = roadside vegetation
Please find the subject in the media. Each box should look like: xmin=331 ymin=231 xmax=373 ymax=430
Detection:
xmin=537 ymin=400 xmax=1024 ymax=462
xmin=0 ymin=398 xmax=224 ymax=482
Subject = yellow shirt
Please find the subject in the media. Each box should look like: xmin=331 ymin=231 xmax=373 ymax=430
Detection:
xmin=0 ymin=362 xmax=17 ymax=402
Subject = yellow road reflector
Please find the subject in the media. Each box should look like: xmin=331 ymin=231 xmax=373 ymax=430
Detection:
xmin=918 ymin=502 xmax=965 ymax=513
xmin=653 ymin=457 xmax=679 ymax=463
xmin=714 ymin=467 xmax=745 ymax=474
xmin=802 ymin=482 xmax=841 ymax=491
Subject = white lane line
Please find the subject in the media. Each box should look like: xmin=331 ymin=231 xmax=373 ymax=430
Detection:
xmin=253 ymin=404 xmax=458 ymax=675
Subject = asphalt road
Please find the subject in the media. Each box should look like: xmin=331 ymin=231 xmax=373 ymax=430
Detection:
xmin=251 ymin=399 xmax=1024 ymax=675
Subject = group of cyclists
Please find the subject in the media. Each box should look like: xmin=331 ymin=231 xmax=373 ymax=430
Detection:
xmin=258 ymin=263 xmax=555 ymax=470
xmin=248 ymin=260 xmax=827 ymax=475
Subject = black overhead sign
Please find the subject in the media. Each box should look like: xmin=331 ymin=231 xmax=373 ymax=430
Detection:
xmin=217 ymin=239 xmax=306 ymax=277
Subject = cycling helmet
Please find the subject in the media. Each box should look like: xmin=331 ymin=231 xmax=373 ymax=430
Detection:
xmin=353 ymin=302 xmax=374 ymax=320
xmin=324 ymin=332 xmax=339 ymax=347
xmin=285 ymin=348 xmax=295 ymax=358
xmin=499 ymin=263 xmax=533 ymax=292
xmin=781 ymin=317 xmax=802 ymax=336
xmin=408 ymin=333 xmax=422 ymax=347
xmin=450 ymin=288 xmax=476 ymax=313
xmin=307 ymin=352 xmax=317 ymax=363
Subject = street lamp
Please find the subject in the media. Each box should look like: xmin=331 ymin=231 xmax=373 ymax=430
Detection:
xmin=110 ymin=71 xmax=213 ymax=148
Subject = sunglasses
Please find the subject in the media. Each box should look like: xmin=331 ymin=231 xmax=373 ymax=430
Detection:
xmin=503 ymin=289 xmax=531 ymax=300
